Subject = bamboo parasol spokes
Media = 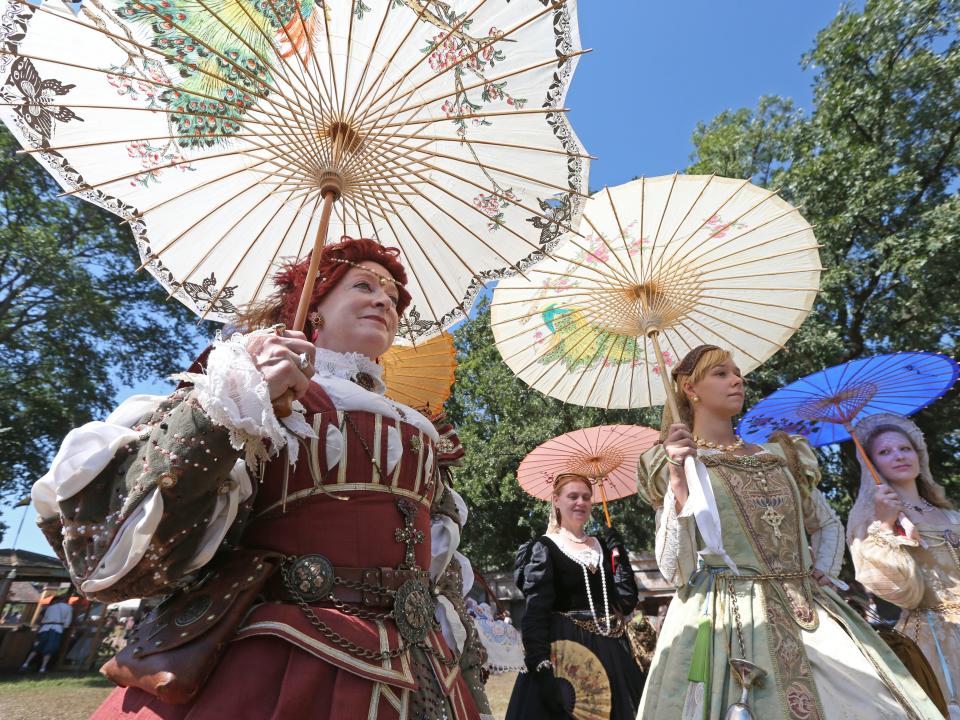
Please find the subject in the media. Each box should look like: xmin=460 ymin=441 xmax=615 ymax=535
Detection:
xmin=737 ymin=351 xmax=960 ymax=539
xmin=492 ymin=174 xmax=822 ymax=410
xmin=0 ymin=0 xmax=591 ymax=340
xmin=517 ymin=424 xmax=660 ymax=527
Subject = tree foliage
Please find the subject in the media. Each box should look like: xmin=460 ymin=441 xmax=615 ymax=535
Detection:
xmin=688 ymin=0 xmax=960 ymax=512
xmin=0 ymin=126 xmax=207 ymax=523
xmin=450 ymin=0 xmax=959 ymax=570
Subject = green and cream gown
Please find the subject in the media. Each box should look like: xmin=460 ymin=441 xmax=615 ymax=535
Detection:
xmin=636 ymin=436 xmax=944 ymax=720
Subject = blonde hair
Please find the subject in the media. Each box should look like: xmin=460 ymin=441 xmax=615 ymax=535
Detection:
xmin=546 ymin=473 xmax=593 ymax=532
xmin=660 ymin=346 xmax=733 ymax=437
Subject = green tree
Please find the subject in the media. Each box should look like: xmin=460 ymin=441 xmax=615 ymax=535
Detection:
xmin=449 ymin=0 xmax=960 ymax=571
xmin=446 ymin=299 xmax=660 ymax=571
xmin=0 ymin=126 xmax=207 ymax=531
xmin=688 ymin=0 xmax=960 ymax=512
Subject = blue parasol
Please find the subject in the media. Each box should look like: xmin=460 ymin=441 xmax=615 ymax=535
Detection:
xmin=737 ymin=351 xmax=958 ymax=447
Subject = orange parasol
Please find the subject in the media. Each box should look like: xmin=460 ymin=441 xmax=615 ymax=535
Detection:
xmin=381 ymin=333 xmax=457 ymax=415
xmin=517 ymin=424 xmax=660 ymax=526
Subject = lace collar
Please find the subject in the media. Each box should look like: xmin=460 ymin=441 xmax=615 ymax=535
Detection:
xmin=313 ymin=347 xmax=386 ymax=394
xmin=543 ymin=533 xmax=601 ymax=570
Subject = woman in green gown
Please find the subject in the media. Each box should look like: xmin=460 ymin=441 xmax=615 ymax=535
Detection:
xmin=636 ymin=345 xmax=943 ymax=720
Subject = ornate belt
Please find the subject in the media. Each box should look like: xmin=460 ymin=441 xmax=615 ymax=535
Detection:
xmin=271 ymin=553 xmax=440 ymax=653
xmin=916 ymin=601 xmax=960 ymax=615
xmin=270 ymin=555 xmax=424 ymax=608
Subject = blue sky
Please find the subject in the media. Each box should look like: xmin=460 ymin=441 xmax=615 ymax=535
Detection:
xmin=2 ymin=1 xmax=851 ymax=554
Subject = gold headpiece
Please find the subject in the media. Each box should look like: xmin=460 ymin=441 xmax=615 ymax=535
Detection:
xmin=331 ymin=257 xmax=404 ymax=288
xmin=553 ymin=472 xmax=594 ymax=486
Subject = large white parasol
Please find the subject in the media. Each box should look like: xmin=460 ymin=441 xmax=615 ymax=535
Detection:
xmin=0 ymin=0 xmax=590 ymax=338
xmin=491 ymin=174 xmax=822 ymax=409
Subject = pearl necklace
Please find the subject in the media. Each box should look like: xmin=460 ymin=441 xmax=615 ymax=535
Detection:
xmin=559 ymin=526 xmax=589 ymax=544
xmin=695 ymin=435 xmax=745 ymax=453
xmin=545 ymin=535 xmax=611 ymax=636
xmin=580 ymin=558 xmax=611 ymax=635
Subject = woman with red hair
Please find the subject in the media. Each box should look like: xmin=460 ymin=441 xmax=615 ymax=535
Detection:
xmin=31 ymin=238 xmax=492 ymax=719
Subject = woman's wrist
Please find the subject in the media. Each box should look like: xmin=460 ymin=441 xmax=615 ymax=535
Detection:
xmin=877 ymin=518 xmax=898 ymax=533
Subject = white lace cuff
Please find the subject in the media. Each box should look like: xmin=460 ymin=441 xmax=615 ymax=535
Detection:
xmin=656 ymin=485 xmax=699 ymax=587
xmin=173 ymin=332 xmax=315 ymax=466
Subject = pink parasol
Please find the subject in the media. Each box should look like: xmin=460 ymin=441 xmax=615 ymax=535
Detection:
xmin=517 ymin=424 xmax=660 ymax=525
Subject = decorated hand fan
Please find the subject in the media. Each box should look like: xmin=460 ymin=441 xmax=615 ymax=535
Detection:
xmin=550 ymin=639 xmax=612 ymax=720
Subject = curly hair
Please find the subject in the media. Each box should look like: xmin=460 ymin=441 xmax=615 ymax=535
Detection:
xmin=233 ymin=237 xmax=412 ymax=337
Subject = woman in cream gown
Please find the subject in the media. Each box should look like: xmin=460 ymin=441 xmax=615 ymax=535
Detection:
xmin=636 ymin=345 xmax=943 ymax=720
xmin=848 ymin=413 xmax=960 ymax=719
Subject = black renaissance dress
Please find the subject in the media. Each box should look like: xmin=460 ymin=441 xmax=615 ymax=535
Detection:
xmin=505 ymin=533 xmax=645 ymax=720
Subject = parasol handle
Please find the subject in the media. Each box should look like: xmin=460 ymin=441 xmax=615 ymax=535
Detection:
xmin=648 ymin=330 xmax=701 ymax=506
xmin=843 ymin=420 xmax=918 ymax=539
xmin=649 ymin=331 xmax=681 ymax=420
xmin=273 ymin=189 xmax=338 ymax=418
xmin=597 ymin=479 xmax=620 ymax=573
xmin=597 ymin=480 xmax=613 ymax=527
xmin=844 ymin=421 xmax=882 ymax=485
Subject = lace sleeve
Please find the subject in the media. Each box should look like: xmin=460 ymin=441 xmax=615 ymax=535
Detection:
xmin=640 ymin=445 xmax=699 ymax=586
xmin=173 ymin=332 xmax=315 ymax=466
xmin=655 ymin=484 xmax=700 ymax=587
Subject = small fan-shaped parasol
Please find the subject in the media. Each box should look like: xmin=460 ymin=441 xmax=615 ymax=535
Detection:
xmin=380 ymin=332 xmax=456 ymax=415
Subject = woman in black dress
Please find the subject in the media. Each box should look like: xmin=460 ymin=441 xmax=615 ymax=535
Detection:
xmin=506 ymin=473 xmax=645 ymax=720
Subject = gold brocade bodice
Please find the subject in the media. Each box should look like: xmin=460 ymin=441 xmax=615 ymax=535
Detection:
xmin=700 ymin=451 xmax=819 ymax=630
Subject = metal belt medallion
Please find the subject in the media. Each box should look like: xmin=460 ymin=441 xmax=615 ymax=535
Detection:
xmin=288 ymin=554 xmax=335 ymax=603
xmin=394 ymin=579 xmax=433 ymax=646
xmin=175 ymin=594 xmax=212 ymax=627
xmin=946 ymin=529 xmax=960 ymax=549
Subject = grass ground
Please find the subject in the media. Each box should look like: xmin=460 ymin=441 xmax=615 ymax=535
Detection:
xmin=0 ymin=671 xmax=521 ymax=719
xmin=0 ymin=672 xmax=115 ymax=720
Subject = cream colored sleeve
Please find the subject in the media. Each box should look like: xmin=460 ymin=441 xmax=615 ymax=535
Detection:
xmin=655 ymin=484 xmax=700 ymax=587
xmin=782 ymin=435 xmax=844 ymax=577
xmin=640 ymin=443 xmax=699 ymax=587
xmin=850 ymin=521 xmax=925 ymax=610
xmin=804 ymin=488 xmax=845 ymax=577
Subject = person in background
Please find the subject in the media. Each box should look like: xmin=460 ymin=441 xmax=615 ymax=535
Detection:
xmin=506 ymin=473 xmax=643 ymax=720
xmin=848 ymin=412 xmax=960 ymax=719
xmin=21 ymin=593 xmax=73 ymax=673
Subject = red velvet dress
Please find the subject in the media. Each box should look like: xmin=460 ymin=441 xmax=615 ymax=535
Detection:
xmin=91 ymin=381 xmax=481 ymax=719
